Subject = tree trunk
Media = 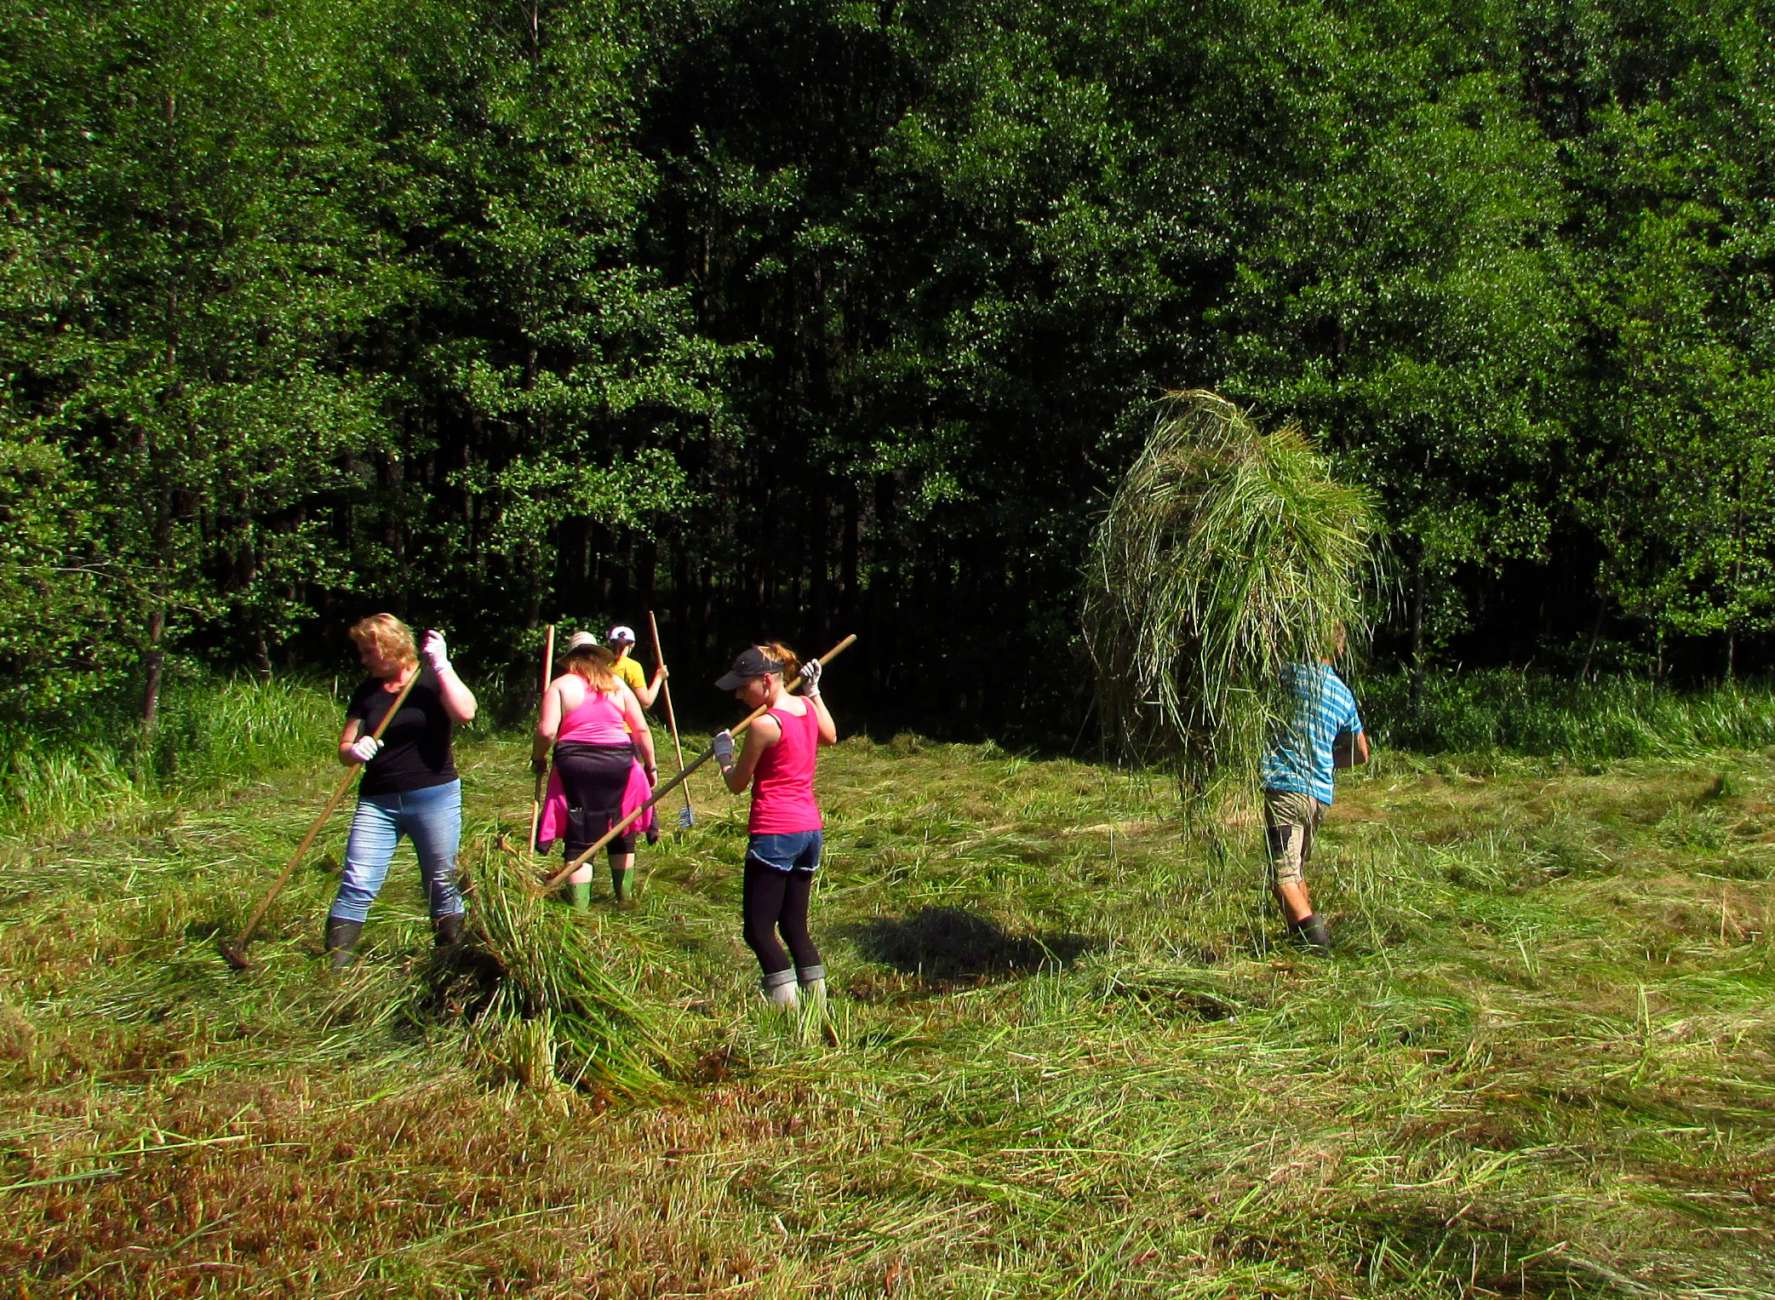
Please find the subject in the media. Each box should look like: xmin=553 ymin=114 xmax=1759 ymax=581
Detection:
xmin=1580 ymin=567 xmax=1607 ymax=681
xmin=1408 ymin=546 xmax=1426 ymax=718
xmin=143 ymin=598 xmax=166 ymax=733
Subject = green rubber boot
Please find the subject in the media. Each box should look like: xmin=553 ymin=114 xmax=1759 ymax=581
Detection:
xmin=566 ymin=879 xmax=592 ymax=912
xmin=610 ymin=865 xmax=632 ymax=906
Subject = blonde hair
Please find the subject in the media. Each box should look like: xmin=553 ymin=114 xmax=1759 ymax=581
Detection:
xmin=348 ymin=613 xmax=417 ymax=668
xmin=760 ymin=641 xmax=800 ymax=684
xmin=566 ymin=641 xmax=618 ymax=692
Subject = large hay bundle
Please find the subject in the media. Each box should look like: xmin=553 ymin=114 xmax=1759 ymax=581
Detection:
xmin=427 ymin=840 xmax=680 ymax=1098
xmin=1084 ymin=390 xmax=1378 ymax=811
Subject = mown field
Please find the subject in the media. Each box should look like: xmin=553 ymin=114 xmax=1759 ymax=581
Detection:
xmin=3 ymin=705 xmax=1774 ymax=1297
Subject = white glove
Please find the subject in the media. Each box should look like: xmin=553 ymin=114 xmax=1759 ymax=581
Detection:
xmin=711 ymin=730 xmax=735 ymax=766
xmin=349 ymin=735 xmax=384 ymax=764
xmin=799 ymin=657 xmax=822 ymax=697
xmin=421 ymin=628 xmax=452 ymax=676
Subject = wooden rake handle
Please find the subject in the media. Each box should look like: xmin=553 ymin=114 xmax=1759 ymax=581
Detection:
xmin=528 ymin=624 xmax=556 ymax=852
xmin=541 ymin=633 xmax=857 ymax=893
xmin=231 ymin=667 xmax=423 ymax=948
xmin=647 ymin=610 xmax=693 ymax=816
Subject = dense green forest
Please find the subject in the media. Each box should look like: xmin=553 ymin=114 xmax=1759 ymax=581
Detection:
xmin=3 ymin=0 xmax=1772 ymax=737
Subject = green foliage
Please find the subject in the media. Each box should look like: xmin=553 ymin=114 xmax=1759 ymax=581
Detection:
xmin=5 ymin=0 xmax=1775 ymax=728
xmin=449 ymin=841 xmax=679 ymax=1097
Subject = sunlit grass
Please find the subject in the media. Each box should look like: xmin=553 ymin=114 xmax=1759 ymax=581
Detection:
xmin=1 ymin=691 xmax=1772 ymax=1294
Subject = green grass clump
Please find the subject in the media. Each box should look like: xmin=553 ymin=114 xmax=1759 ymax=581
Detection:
xmin=1085 ymin=389 xmax=1379 ymax=813
xmin=1367 ymin=669 xmax=1775 ymax=759
xmin=446 ymin=840 xmax=681 ymax=1099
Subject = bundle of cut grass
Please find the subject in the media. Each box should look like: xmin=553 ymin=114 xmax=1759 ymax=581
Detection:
xmin=433 ymin=838 xmax=680 ymax=1099
xmin=1084 ymin=390 xmax=1379 ymax=815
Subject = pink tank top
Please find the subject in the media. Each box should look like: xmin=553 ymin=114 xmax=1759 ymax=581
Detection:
xmin=749 ymin=705 xmax=822 ymax=835
xmin=556 ymin=687 xmax=630 ymax=746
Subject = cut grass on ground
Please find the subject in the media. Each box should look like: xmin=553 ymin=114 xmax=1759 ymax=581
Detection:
xmin=2 ymin=732 xmax=1772 ymax=1296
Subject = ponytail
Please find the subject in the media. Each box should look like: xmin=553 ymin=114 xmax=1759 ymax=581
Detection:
xmin=760 ymin=640 xmax=800 ymax=685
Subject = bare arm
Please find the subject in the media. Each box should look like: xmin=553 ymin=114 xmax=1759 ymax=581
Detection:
xmin=338 ymin=716 xmax=365 ymax=766
xmin=634 ymin=664 xmax=665 ymax=710
xmin=533 ymin=679 xmax=565 ymax=768
xmin=431 ymin=664 xmax=477 ymax=725
xmin=722 ymin=714 xmax=779 ymax=794
xmin=617 ymin=683 xmax=657 ymax=772
xmin=810 ymin=691 xmax=837 ymax=746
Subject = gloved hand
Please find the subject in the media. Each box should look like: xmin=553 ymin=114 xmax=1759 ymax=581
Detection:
xmin=421 ymin=628 xmax=452 ymax=676
xmin=711 ymin=730 xmax=735 ymax=766
xmin=531 ymin=754 xmax=548 ymax=776
xmin=349 ymin=735 xmax=384 ymax=764
xmin=799 ymin=657 xmax=822 ymax=697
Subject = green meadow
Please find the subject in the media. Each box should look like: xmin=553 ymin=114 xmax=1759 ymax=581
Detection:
xmin=2 ymin=685 xmax=1773 ymax=1296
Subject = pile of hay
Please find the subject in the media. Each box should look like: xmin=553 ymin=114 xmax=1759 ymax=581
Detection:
xmin=427 ymin=838 xmax=680 ymax=1099
xmin=1084 ymin=390 xmax=1379 ymax=813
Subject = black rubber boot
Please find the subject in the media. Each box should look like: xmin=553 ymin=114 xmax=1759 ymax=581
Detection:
xmin=324 ymin=916 xmax=364 ymax=970
xmin=433 ymin=911 xmax=465 ymax=947
xmin=1288 ymin=913 xmax=1333 ymax=956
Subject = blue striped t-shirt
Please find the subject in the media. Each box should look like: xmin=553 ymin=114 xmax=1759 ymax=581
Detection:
xmin=1261 ymin=662 xmax=1363 ymax=805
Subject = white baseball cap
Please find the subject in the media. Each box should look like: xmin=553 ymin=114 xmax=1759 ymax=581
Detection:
xmin=607 ymin=624 xmax=636 ymax=645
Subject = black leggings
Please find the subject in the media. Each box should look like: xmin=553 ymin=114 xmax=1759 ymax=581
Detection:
xmin=741 ymin=860 xmax=821 ymax=977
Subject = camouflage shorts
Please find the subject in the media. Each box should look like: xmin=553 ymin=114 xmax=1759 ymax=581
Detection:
xmin=1263 ymin=789 xmax=1324 ymax=888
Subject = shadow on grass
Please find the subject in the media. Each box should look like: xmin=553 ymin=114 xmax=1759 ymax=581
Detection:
xmin=844 ymin=906 xmax=1095 ymax=988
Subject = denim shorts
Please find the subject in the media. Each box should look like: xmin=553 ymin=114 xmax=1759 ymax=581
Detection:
xmin=745 ymin=829 xmax=823 ymax=875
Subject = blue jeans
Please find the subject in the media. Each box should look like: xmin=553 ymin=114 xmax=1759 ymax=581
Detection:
xmin=329 ymin=779 xmax=464 ymax=923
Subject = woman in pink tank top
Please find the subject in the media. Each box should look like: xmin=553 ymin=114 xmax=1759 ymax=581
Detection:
xmin=711 ymin=642 xmax=837 ymax=1015
xmin=533 ymin=634 xmax=657 ymax=907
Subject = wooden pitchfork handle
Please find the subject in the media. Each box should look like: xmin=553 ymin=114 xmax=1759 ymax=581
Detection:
xmin=529 ymin=623 xmax=555 ymax=853
xmin=226 ymin=667 xmax=423 ymax=957
xmin=541 ymin=633 xmax=856 ymax=893
xmin=647 ymin=610 xmax=693 ymax=819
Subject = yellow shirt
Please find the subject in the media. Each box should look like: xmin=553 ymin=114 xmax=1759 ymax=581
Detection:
xmin=613 ymin=654 xmax=645 ymax=695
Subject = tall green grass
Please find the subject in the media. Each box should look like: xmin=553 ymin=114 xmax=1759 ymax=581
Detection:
xmin=0 ymin=674 xmax=342 ymax=838
xmin=1364 ymin=669 xmax=1775 ymax=758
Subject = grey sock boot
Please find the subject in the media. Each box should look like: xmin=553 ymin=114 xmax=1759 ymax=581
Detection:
xmin=324 ymin=916 xmax=364 ymax=970
xmin=796 ymin=964 xmax=828 ymax=1013
xmin=761 ymin=967 xmax=799 ymax=1007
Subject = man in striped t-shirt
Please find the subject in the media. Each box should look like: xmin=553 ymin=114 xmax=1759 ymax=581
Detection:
xmin=1261 ymin=647 xmax=1369 ymax=955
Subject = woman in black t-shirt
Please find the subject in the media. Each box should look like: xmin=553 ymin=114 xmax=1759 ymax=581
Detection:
xmin=324 ymin=613 xmax=478 ymax=969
